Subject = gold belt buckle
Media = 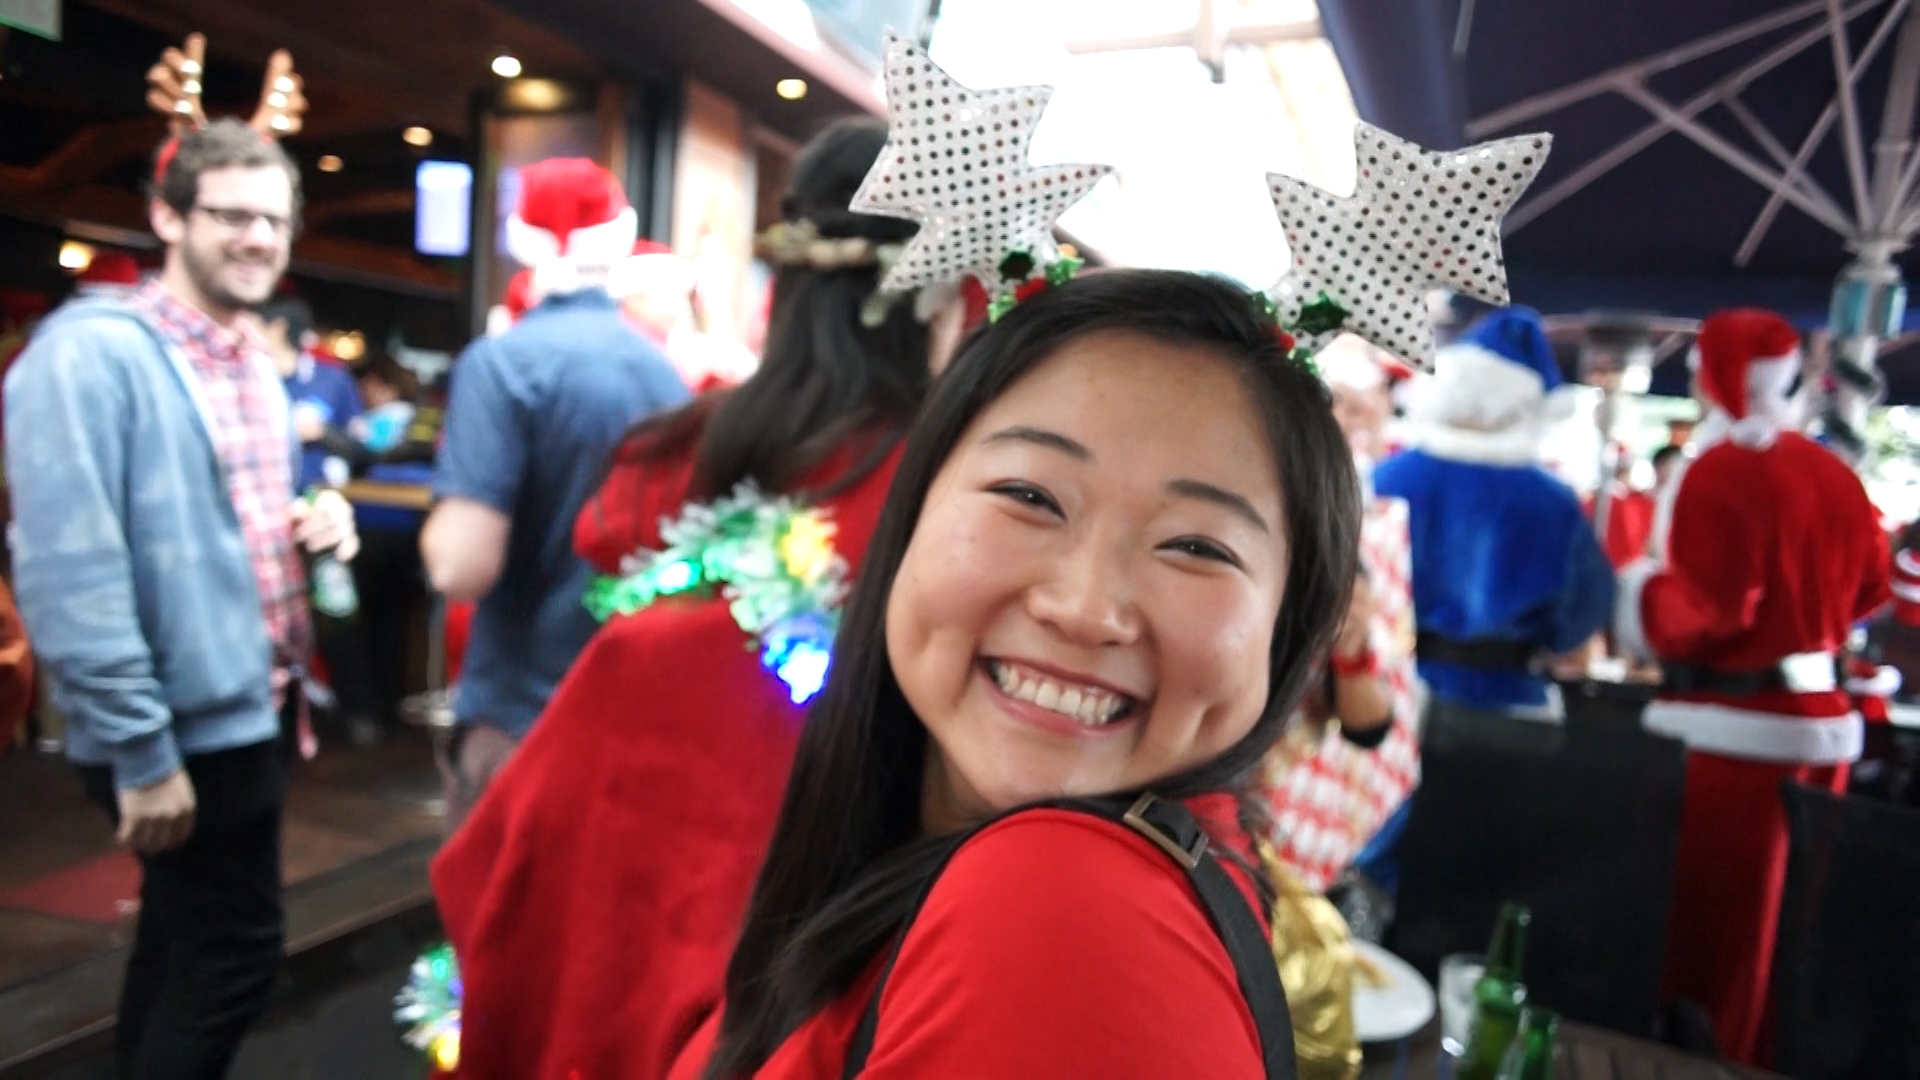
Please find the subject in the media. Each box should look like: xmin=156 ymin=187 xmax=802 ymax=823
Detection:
xmin=1122 ymin=793 xmax=1209 ymax=870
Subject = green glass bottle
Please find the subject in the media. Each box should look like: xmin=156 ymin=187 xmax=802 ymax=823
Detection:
xmin=1495 ymin=1007 xmax=1559 ymax=1080
xmin=1454 ymin=902 xmax=1533 ymax=1080
xmin=302 ymin=487 xmax=360 ymax=622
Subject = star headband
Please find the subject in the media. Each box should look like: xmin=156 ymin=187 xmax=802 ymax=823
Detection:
xmin=850 ymin=30 xmax=1551 ymax=370
xmin=850 ymin=29 xmax=1108 ymax=317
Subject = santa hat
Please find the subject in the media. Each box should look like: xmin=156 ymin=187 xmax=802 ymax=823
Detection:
xmin=1404 ymin=306 xmax=1575 ymax=464
xmin=1688 ymin=308 xmax=1801 ymax=450
xmin=504 ymin=158 xmax=638 ymax=298
xmin=484 ymin=269 xmax=539 ymax=338
xmin=77 ymin=251 xmax=142 ymax=294
xmin=608 ymin=239 xmax=697 ymax=300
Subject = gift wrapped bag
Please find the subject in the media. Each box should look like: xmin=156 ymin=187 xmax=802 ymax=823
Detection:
xmin=1262 ymin=495 xmax=1421 ymax=892
xmin=1260 ymin=840 xmax=1362 ymax=1080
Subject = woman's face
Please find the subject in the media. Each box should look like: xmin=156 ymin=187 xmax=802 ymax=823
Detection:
xmin=886 ymin=331 xmax=1289 ymax=831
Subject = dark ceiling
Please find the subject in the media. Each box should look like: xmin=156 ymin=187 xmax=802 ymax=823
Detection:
xmin=0 ymin=0 xmax=602 ymax=296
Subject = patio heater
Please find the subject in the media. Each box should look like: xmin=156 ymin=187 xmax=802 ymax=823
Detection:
xmin=1453 ymin=0 xmax=1920 ymax=475
xmin=1570 ymin=316 xmax=1663 ymax=545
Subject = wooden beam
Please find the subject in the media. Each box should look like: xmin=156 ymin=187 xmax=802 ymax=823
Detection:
xmin=79 ymin=0 xmax=472 ymax=132
xmin=303 ymin=189 xmax=417 ymax=226
xmin=7 ymin=118 xmax=169 ymax=194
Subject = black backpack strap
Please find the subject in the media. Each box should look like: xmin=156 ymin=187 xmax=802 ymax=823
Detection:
xmin=842 ymin=793 xmax=1297 ymax=1080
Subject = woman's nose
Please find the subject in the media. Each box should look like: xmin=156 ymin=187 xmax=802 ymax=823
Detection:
xmin=1024 ymin=537 xmax=1140 ymax=647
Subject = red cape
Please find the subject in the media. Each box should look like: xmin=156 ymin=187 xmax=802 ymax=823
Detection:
xmin=431 ymin=435 xmax=902 ymax=1080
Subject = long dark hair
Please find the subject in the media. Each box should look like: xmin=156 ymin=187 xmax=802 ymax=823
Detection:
xmin=706 ymin=269 xmax=1363 ymax=1076
xmin=609 ymin=118 xmax=930 ymax=500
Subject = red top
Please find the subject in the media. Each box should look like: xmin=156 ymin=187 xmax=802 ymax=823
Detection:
xmin=432 ymin=430 xmax=903 ymax=1080
xmin=1584 ymin=486 xmax=1655 ymax=570
xmin=573 ymin=414 xmax=898 ymax=575
xmin=668 ymin=796 xmax=1268 ymax=1080
xmin=1891 ymin=545 xmax=1920 ymax=628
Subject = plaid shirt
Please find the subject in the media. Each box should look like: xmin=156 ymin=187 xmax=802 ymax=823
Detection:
xmin=133 ymin=281 xmax=309 ymax=696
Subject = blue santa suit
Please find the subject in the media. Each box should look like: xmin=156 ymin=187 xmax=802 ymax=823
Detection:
xmin=1373 ymin=308 xmax=1616 ymax=716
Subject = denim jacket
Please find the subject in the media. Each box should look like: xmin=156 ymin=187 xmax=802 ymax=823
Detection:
xmin=4 ymin=296 xmax=295 ymax=789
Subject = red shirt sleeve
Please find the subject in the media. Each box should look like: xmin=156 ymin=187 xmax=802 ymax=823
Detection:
xmin=861 ymin=809 xmax=1266 ymax=1080
xmin=572 ymin=451 xmax=695 ymax=574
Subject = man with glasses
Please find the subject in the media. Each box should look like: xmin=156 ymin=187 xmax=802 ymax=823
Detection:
xmin=4 ymin=118 xmax=358 ymax=1077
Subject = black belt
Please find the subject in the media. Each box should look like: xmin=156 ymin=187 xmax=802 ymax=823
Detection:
xmin=1662 ymin=659 xmax=1841 ymax=697
xmin=1416 ymin=631 xmax=1538 ymax=670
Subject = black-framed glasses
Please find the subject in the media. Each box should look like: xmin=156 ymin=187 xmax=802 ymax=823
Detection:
xmin=191 ymin=204 xmax=299 ymax=237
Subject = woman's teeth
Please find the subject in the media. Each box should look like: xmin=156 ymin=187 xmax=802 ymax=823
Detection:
xmin=989 ymin=660 xmax=1132 ymax=726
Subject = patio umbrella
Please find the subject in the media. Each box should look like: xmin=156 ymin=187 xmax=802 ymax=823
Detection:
xmin=1322 ymin=0 xmax=1918 ymax=447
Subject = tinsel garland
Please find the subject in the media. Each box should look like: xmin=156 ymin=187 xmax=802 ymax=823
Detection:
xmin=582 ymin=481 xmax=850 ymax=705
xmin=395 ymin=943 xmax=463 ymax=1075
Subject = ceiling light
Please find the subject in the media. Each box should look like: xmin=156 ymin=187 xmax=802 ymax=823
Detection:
xmin=58 ymin=241 xmax=95 ymax=273
xmin=403 ymin=126 xmax=433 ymax=148
xmin=317 ymin=154 xmax=344 ymax=173
xmin=492 ymin=54 xmax=522 ymax=78
xmin=775 ymin=78 xmax=808 ymax=100
xmin=329 ymin=330 xmax=366 ymax=363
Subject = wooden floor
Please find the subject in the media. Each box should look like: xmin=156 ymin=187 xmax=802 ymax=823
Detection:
xmin=0 ymin=731 xmax=444 ymax=1071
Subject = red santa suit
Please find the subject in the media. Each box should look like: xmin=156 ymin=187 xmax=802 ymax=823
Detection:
xmin=431 ymin=420 xmax=902 ymax=1080
xmin=1892 ymin=542 xmax=1920 ymax=628
xmin=1615 ymin=309 xmax=1891 ymax=1065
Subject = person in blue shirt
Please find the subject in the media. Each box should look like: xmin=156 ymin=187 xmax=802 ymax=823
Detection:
xmin=259 ymin=297 xmax=363 ymax=492
xmin=422 ymin=158 xmax=689 ymax=828
xmin=1374 ymin=307 xmax=1615 ymax=724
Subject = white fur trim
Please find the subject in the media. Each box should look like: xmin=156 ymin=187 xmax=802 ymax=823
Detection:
xmin=1642 ymin=700 xmax=1862 ymax=765
xmin=1405 ymin=423 xmax=1551 ymax=466
xmin=1845 ymin=665 xmax=1901 ymax=699
xmin=1690 ymin=348 xmax=1800 ymax=450
xmin=1615 ymin=558 xmax=1659 ymax=663
xmin=1892 ymin=578 xmax=1920 ymax=604
xmin=1695 ymin=405 xmax=1782 ymax=451
xmin=485 ymin=305 xmax=514 ymax=338
xmin=505 ymin=214 xmax=560 ymax=268
xmin=532 ymin=260 xmax=599 ymax=298
xmin=506 ymin=207 xmax=640 ymax=295
xmin=609 ymin=250 xmax=696 ymax=299
xmin=1422 ymin=340 xmax=1547 ymax=432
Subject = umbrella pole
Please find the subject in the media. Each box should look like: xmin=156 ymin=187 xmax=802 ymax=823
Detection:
xmin=1819 ymin=4 xmax=1919 ymax=470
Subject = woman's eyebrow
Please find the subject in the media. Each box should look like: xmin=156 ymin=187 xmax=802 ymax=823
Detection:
xmin=1166 ymin=478 xmax=1270 ymax=534
xmin=983 ymin=425 xmax=1091 ymax=460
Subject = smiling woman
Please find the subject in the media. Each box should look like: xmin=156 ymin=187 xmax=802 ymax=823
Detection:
xmin=681 ymin=269 xmax=1362 ymax=1080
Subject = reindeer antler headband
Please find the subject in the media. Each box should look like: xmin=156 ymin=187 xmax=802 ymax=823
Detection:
xmin=145 ymin=33 xmax=308 ymax=182
xmin=852 ymin=30 xmax=1552 ymax=370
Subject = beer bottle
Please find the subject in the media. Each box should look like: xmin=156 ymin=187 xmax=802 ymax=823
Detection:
xmin=302 ymin=487 xmax=360 ymax=623
xmin=1495 ymin=1006 xmax=1559 ymax=1080
xmin=1454 ymin=902 xmax=1532 ymax=1080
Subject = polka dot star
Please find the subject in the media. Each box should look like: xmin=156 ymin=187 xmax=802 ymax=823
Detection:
xmin=852 ymin=29 xmax=1113 ymax=300
xmin=1268 ymin=122 xmax=1552 ymax=369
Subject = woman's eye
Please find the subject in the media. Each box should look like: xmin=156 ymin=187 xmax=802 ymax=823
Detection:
xmin=1165 ymin=536 xmax=1238 ymax=565
xmin=988 ymin=483 xmax=1062 ymax=516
